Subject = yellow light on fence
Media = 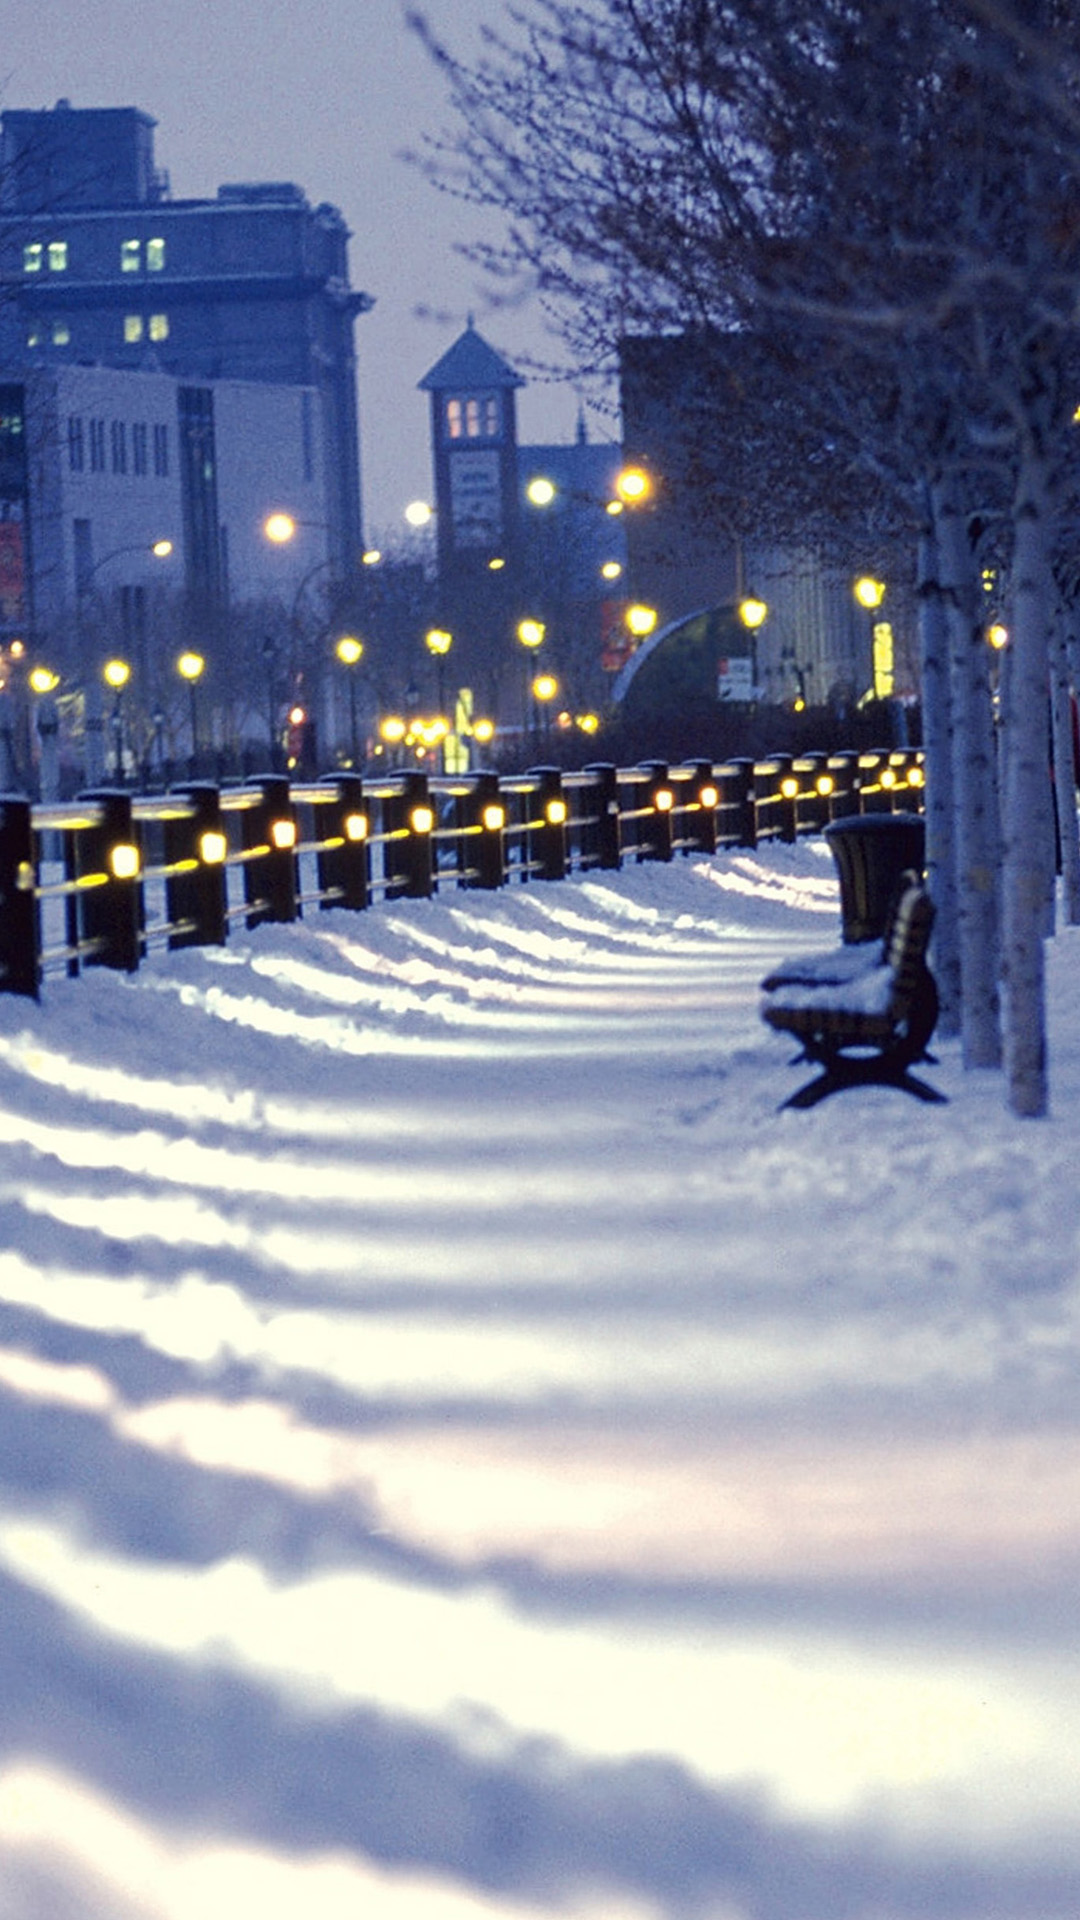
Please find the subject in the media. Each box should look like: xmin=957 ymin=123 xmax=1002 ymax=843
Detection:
xmin=109 ymin=842 xmax=140 ymax=880
xmin=698 ymin=783 xmax=719 ymax=808
xmin=263 ymin=512 xmax=296 ymax=544
xmin=482 ymin=804 xmax=506 ymax=832
xmin=103 ymin=658 xmax=130 ymax=690
xmin=380 ymin=715 xmax=406 ymax=744
xmin=853 ymin=575 xmax=886 ymax=610
xmin=344 ymin=812 xmax=368 ymax=841
xmin=270 ymin=818 xmax=297 ymax=850
xmin=517 ymin=618 xmax=545 ymax=648
xmin=410 ymin=806 xmax=435 ymax=834
xmin=614 ymin=465 xmax=652 ymax=505
xmin=177 ymin=650 xmax=204 ymax=682
xmin=780 ymin=776 xmax=800 ymax=800
xmin=816 ymin=774 xmax=835 ymax=797
xmin=625 ymin=603 xmax=658 ymax=639
xmin=545 ymin=798 xmax=568 ymax=826
xmin=654 ymin=787 xmax=675 ymax=812
xmin=908 ymin=765 xmax=925 ymax=788
xmin=336 ymin=634 xmax=364 ymax=666
xmin=198 ymin=830 xmax=228 ymax=864
xmin=880 ymin=767 xmax=897 ymax=789
xmin=526 ymin=476 xmax=557 ymax=506
xmin=739 ymin=596 xmax=768 ymax=629
xmin=29 ymin=666 xmax=60 ymax=694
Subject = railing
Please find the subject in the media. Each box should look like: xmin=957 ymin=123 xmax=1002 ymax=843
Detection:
xmin=0 ymin=747 xmax=925 ymax=1000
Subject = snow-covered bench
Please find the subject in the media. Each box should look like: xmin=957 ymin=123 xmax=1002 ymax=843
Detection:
xmin=760 ymin=875 xmax=945 ymax=1108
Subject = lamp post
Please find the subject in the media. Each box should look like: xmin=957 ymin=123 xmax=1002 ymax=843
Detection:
xmin=532 ymin=671 xmax=559 ymax=747
xmin=176 ymin=650 xmax=205 ymax=774
xmin=516 ymin=617 xmax=545 ymax=738
xmin=102 ymin=657 xmax=131 ymax=781
xmin=853 ymin=575 xmax=887 ymax=699
xmin=336 ymin=633 xmax=364 ymax=764
xmin=424 ymin=626 xmax=452 ymax=712
xmin=76 ymin=538 xmax=173 ymax=783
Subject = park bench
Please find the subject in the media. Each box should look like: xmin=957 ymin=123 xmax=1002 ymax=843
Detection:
xmin=760 ymin=872 xmax=945 ymax=1108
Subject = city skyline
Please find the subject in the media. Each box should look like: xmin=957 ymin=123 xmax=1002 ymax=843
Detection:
xmin=3 ymin=0 xmax=615 ymax=545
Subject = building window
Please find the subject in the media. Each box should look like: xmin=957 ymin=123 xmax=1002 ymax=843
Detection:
xmin=23 ymin=243 xmax=43 ymax=274
xmin=52 ymin=320 xmax=71 ymax=346
xmin=124 ymin=315 xmax=144 ymax=344
xmin=132 ymin=423 xmax=148 ymax=477
xmin=73 ymin=519 xmax=93 ymax=597
xmin=148 ymin=313 xmax=169 ymax=342
xmin=121 ymin=238 xmax=142 ymax=273
xmin=68 ymin=416 xmax=84 ymax=473
xmin=48 ymin=241 xmax=68 ymax=272
xmin=446 ymin=398 xmax=463 ymax=441
xmin=153 ymin=422 xmax=169 ymax=477
xmin=147 ymin=237 xmax=166 ymax=272
xmin=111 ymin=421 xmax=127 ymax=474
xmin=301 ymin=391 xmax=314 ymax=481
xmin=89 ymin=420 xmax=106 ymax=472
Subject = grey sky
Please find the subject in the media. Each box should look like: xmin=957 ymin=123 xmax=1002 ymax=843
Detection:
xmin=4 ymin=0 xmax=605 ymax=541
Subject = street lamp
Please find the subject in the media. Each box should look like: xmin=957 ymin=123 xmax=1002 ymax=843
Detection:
xmin=425 ymin=626 xmax=452 ymax=709
xmin=626 ymin=603 xmax=658 ymax=639
xmin=103 ymin=657 xmax=130 ymax=780
xmin=176 ymin=650 xmax=205 ymax=771
xmin=532 ymin=671 xmax=559 ymax=745
xmin=336 ymin=633 xmax=364 ymax=764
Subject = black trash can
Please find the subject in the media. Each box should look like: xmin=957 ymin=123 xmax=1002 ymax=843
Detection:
xmin=824 ymin=812 xmax=926 ymax=943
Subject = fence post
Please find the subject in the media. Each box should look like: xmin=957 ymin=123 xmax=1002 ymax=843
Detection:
xmin=0 ymin=795 xmax=39 ymax=998
xmin=77 ymin=788 xmax=142 ymax=972
xmin=243 ymin=774 xmax=297 ymax=928
xmin=466 ymin=770 xmax=506 ymax=890
xmin=529 ymin=767 xmax=568 ymax=881
xmin=583 ymin=762 xmax=622 ymax=870
xmin=166 ymin=782 xmax=228 ymax=949
xmin=389 ymin=769 xmax=435 ymax=899
xmin=317 ymin=773 xmax=370 ymax=911
xmin=685 ymin=758 xmax=719 ymax=854
xmin=772 ymin=756 xmax=799 ymax=843
xmin=640 ymin=761 xmax=674 ymax=862
xmin=727 ymin=758 xmax=757 ymax=848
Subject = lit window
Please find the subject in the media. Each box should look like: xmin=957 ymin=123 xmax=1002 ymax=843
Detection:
xmin=26 ymin=325 xmax=42 ymax=348
xmin=466 ymin=397 xmax=481 ymax=436
xmin=146 ymin=237 xmax=165 ymax=272
xmin=484 ymin=395 xmax=499 ymax=435
xmin=23 ymin=243 xmax=43 ymax=274
xmin=48 ymin=241 xmax=68 ymax=272
xmin=52 ymin=321 xmax=71 ymax=346
xmin=148 ymin=313 xmax=169 ymax=342
xmin=446 ymin=398 xmax=463 ymax=440
xmin=68 ymin=417 xmax=84 ymax=472
xmin=121 ymin=239 xmax=141 ymax=273
xmin=124 ymin=315 xmax=144 ymax=343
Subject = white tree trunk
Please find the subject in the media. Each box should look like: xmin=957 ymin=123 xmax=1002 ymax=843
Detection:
xmin=932 ymin=472 xmax=1002 ymax=1069
xmin=1049 ymin=609 xmax=1080 ymax=925
xmin=1001 ymin=433 xmax=1054 ymax=1117
xmin=916 ymin=496 xmax=960 ymax=1035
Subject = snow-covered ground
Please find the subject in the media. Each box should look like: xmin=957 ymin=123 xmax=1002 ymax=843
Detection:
xmin=0 ymin=836 xmax=1077 ymax=1920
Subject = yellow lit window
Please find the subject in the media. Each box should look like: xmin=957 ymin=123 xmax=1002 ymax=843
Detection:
xmin=121 ymin=239 xmax=141 ymax=272
xmin=23 ymin=243 xmax=43 ymax=274
xmin=446 ymin=398 xmax=463 ymax=440
xmin=148 ymin=313 xmax=169 ymax=342
xmin=147 ymin=237 xmax=166 ymax=271
xmin=48 ymin=241 xmax=68 ymax=272
xmin=466 ymin=397 xmax=481 ymax=436
xmin=124 ymin=315 xmax=144 ymax=343
xmin=52 ymin=321 xmax=71 ymax=346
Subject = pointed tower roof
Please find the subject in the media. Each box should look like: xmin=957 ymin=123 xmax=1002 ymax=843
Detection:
xmin=418 ymin=318 xmax=525 ymax=392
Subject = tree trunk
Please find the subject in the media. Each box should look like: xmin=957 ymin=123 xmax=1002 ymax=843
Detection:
xmin=932 ymin=472 xmax=1002 ymax=1069
xmin=1001 ymin=430 xmax=1054 ymax=1117
xmin=1049 ymin=609 xmax=1080 ymax=925
xmin=916 ymin=490 xmax=960 ymax=1035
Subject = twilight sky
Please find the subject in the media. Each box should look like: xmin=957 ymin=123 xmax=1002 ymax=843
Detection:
xmin=4 ymin=0 xmax=609 ymax=542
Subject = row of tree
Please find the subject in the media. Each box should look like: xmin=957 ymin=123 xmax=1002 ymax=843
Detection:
xmin=412 ymin=0 xmax=1080 ymax=1115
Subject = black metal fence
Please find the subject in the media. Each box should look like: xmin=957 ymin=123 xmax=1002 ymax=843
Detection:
xmin=0 ymin=747 xmax=925 ymax=1000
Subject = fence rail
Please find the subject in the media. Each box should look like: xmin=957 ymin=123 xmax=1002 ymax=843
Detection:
xmin=0 ymin=747 xmax=925 ymax=1000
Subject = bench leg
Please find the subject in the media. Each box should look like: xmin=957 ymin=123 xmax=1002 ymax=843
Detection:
xmin=782 ymin=1054 xmax=948 ymax=1110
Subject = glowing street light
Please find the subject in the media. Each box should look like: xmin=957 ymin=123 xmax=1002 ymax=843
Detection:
xmin=404 ymin=499 xmax=433 ymax=528
xmin=526 ymin=475 xmax=557 ymax=507
xmin=263 ymin=512 xmax=297 ymax=545
xmin=336 ymin=634 xmax=365 ymax=764
xmin=517 ymin=618 xmax=545 ymax=649
xmin=626 ymin=603 xmax=658 ymax=639
xmin=103 ymin=658 xmax=131 ymax=780
xmin=853 ymin=575 xmax=886 ymax=611
xmin=28 ymin=666 xmax=60 ymax=695
xmin=614 ymin=465 xmax=652 ymax=506
xmin=739 ymin=596 xmax=769 ymax=629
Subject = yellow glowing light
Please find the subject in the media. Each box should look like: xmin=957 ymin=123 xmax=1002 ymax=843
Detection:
xmin=908 ymin=765 xmax=925 ymax=788
xmin=793 ymin=698 xmax=806 ymax=713
xmin=151 ymin=539 xmax=174 ymax=559
xmin=532 ymin=673 xmax=558 ymax=701
xmin=8 ymin=640 xmax=25 ymax=659
xmin=615 ymin=466 xmax=652 ymax=505
xmin=362 ymin=549 xmax=382 ymax=566
xmin=739 ymin=596 xmax=768 ymax=629
xmin=488 ymin=556 xmax=506 ymax=570
xmin=987 ymin=623 xmax=1009 ymax=650
xmin=853 ymin=575 xmax=886 ymax=611
xmin=517 ymin=619 xmax=545 ymax=648
xmin=526 ymin=476 xmax=557 ymax=506
xmin=654 ymin=788 xmax=675 ymax=812
xmin=344 ymin=813 xmax=368 ymax=841
xmin=626 ymin=603 xmax=658 ymax=638
xmin=482 ymin=805 xmax=506 ymax=832
xmin=600 ymin=561 xmax=623 ymax=581
xmin=780 ymin=777 xmax=800 ymax=800
xmin=699 ymin=784 xmax=719 ymax=809
xmin=545 ymin=798 xmax=568 ymax=826
xmin=336 ymin=635 xmax=364 ymax=666
xmin=380 ymin=716 xmax=406 ymax=743
xmin=198 ymin=830 xmax=227 ymax=864
xmin=473 ymin=718 xmax=496 ymax=744
xmin=404 ymin=500 xmax=433 ymax=528
xmin=263 ymin=512 xmax=296 ymax=545
xmin=410 ymin=806 xmax=435 ymax=834
xmin=816 ymin=774 xmax=835 ymax=797
xmin=108 ymin=843 xmax=140 ymax=880
xmin=103 ymin=659 xmax=130 ymax=690
xmin=880 ymin=767 xmax=897 ymax=789
xmin=176 ymin=651 xmax=204 ymax=682
xmin=425 ymin=627 xmax=452 ymax=656
xmin=29 ymin=667 xmax=60 ymax=695
xmin=288 ymin=706 xmax=306 ymax=727
xmin=270 ymin=819 xmax=297 ymax=850
xmin=578 ymin=713 xmax=600 ymax=734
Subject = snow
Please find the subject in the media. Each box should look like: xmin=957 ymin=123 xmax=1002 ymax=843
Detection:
xmin=0 ymin=835 xmax=1078 ymax=1920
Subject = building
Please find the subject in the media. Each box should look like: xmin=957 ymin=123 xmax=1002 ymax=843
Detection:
xmin=0 ymin=100 xmax=373 ymax=620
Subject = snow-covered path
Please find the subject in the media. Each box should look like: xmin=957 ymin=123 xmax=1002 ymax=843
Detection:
xmin=0 ymin=840 xmax=1077 ymax=1919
